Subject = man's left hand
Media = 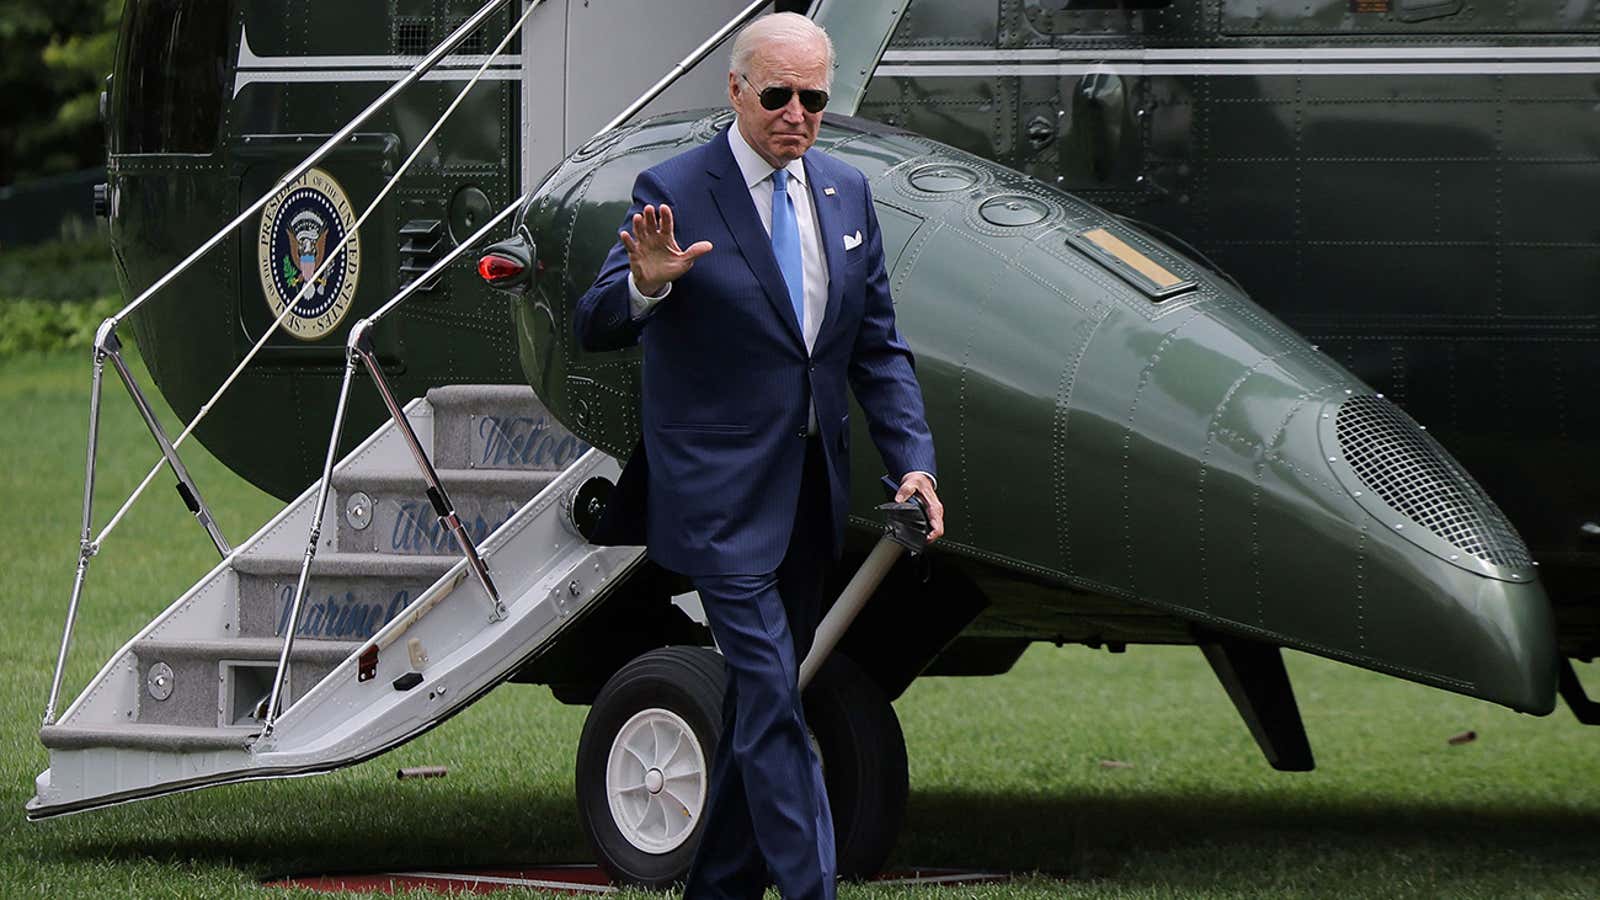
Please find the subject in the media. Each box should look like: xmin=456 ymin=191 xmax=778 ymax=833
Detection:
xmin=895 ymin=473 xmax=944 ymax=544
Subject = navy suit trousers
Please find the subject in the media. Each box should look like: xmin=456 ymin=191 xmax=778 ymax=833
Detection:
xmin=683 ymin=438 xmax=836 ymax=900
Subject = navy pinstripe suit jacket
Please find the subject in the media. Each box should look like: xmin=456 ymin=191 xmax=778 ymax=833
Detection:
xmin=574 ymin=128 xmax=936 ymax=577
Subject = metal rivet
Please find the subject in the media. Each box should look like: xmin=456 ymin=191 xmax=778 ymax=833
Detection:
xmin=1394 ymin=523 xmax=1405 ymax=530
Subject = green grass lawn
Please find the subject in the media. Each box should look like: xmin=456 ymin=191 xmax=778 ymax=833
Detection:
xmin=2 ymin=349 xmax=1598 ymax=899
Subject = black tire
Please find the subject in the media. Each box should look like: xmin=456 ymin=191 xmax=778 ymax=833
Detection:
xmin=575 ymin=647 xmax=908 ymax=887
xmin=575 ymin=645 xmax=725 ymax=889
xmin=805 ymin=653 xmax=909 ymax=881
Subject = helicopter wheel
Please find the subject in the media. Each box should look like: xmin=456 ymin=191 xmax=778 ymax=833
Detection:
xmin=805 ymin=653 xmax=909 ymax=881
xmin=575 ymin=646 xmax=723 ymax=889
xmin=574 ymin=648 xmax=908 ymax=887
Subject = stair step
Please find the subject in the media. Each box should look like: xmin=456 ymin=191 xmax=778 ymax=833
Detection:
xmin=331 ymin=467 xmax=556 ymax=494
xmin=131 ymin=638 xmax=365 ymax=729
xmin=424 ymin=384 xmax=590 ymax=471
xmin=232 ymin=552 xmax=459 ymax=578
xmin=425 ymin=383 xmax=543 ymax=409
xmin=135 ymin=637 xmax=362 ymax=664
xmin=232 ymin=552 xmax=459 ymax=640
xmin=331 ymin=468 xmax=556 ymax=555
xmin=40 ymin=723 xmax=253 ymax=753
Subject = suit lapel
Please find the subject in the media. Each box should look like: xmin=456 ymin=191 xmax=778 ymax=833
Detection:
xmin=706 ymin=131 xmax=805 ymax=348
xmin=805 ymin=154 xmax=846 ymax=351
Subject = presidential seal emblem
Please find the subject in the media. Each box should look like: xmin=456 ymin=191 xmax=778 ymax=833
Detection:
xmin=257 ymin=168 xmax=360 ymax=340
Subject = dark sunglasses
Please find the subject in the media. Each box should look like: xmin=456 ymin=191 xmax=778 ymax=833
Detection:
xmin=742 ymin=74 xmax=829 ymax=114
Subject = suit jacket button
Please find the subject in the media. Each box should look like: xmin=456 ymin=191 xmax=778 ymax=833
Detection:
xmin=796 ymin=430 xmax=807 ymax=439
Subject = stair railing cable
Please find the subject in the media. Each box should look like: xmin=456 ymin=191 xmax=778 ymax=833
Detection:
xmin=258 ymin=0 xmax=780 ymax=737
xmin=45 ymin=0 xmax=519 ymax=727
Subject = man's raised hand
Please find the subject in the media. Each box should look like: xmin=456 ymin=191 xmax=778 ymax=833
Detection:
xmin=620 ymin=204 xmax=713 ymax=296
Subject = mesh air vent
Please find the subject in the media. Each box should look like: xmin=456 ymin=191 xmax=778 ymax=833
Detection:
xmin=1335 ymin=395 xmax=1532 ymax=568
xmin=451 ymin=20 xmax=487 ymax=54
xmin=396 ymin=20 xmax=430 ymax=56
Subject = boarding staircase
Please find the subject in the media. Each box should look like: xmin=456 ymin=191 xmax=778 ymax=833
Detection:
xmin=30 ymin=0 xmax=783 ymax=821
xmin=29 ymin=386 xmax=640 ymax=819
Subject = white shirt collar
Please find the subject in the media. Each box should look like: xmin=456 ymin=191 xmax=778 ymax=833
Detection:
xmin=729 ymin=118 xmax=807 ymax=190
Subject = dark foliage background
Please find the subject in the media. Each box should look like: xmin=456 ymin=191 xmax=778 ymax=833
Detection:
xmin=0 ymin=0 xmax=123 ymax=186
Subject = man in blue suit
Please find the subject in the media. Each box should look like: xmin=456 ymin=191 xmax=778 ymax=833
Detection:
xmin=574 ymin=13 xmax=943 ymax=900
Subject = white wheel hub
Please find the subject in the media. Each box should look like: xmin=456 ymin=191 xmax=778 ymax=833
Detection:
xmin=606 ymin=708 xmax=708 ymax=854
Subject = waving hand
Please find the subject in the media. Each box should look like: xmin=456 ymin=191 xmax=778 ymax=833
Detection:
xmin=620 ymin=204 xmax=713 ymax=296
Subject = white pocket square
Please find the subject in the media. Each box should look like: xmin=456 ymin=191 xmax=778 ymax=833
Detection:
xmin=843 ymin=230 xmax=863 ymax=250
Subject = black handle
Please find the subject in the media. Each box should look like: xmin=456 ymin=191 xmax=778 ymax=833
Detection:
xmin=877 ymin=474 xmax=931 ymax=552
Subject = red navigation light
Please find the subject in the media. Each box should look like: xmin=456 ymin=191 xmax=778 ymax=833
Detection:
xmin=477 ymin=253 xmax=525 ymax=283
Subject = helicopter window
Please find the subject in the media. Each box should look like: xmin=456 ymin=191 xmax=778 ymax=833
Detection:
xmin=113 ymin=0 xmax=230 ymax=154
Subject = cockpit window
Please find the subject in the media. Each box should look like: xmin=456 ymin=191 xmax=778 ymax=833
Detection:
xmin=112 ymin=0 xmax=232 ymax=154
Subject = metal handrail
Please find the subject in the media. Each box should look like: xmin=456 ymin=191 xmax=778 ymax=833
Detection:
xmin=93 ymin=0 xmax=520 ymax=550
xmin=104 ymin=0 xmax=513 ymax=328
xmin=257 ymin=0 xmax=781 ymax=736
xmin=259 ymin=2 xmax=549 ymax=729
xmin=103 ymin=335 xmax=231 ymax=557
xmin=50 ymin=0 xmax=779 ymax=732
xmin=45 ymin=0 xmax=520 ymax=726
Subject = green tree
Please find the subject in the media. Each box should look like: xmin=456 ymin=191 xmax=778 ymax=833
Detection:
xmin=0 ymin=0 xmax=124 ymax=186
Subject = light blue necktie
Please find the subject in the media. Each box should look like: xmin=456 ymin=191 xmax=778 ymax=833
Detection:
xmin=770 ymin=167 xmax=805 ymax=331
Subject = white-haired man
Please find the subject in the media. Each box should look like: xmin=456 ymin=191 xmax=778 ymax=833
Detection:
xmin=575 ymin=13 xmax=943 ymax=899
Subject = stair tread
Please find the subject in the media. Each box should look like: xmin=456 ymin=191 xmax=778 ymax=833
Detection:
xmin=330 ymin=467 xmax=558 ymax=490
xmin=425 ymin=384 xmax=540 ymax=407
xmin=232 ymin=551 xmax=460 ymax=577
xmin=40 ymin=722 xmax=254 ymax=752
xmin=134 ymin=637 xmax=363 ymax=662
